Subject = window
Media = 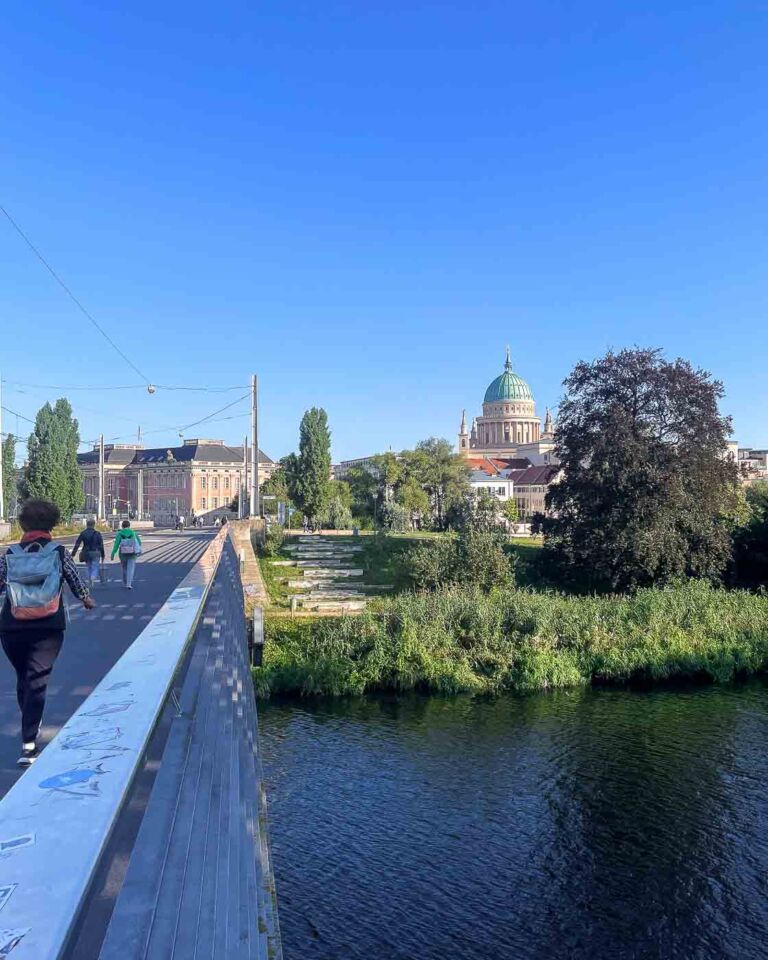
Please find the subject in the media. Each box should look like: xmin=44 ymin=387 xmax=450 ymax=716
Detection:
xmin=498 ymin=487 xmax=505 ymax=496
xmin=201 ymin=477 xmax=207 ymax=489
xmin=213 ymin=497 xmax=218 ymax=508
xmin=201 ymin=497 xmax=207 ymax=510
xmin=212 ymin=477 xmax=218 ymax=490
xmin=224 ymin=476 xmax=230 ymax=490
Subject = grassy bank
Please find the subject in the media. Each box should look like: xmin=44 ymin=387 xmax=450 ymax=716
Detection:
xmin=255 ymin=580 xmax=768 ymax=698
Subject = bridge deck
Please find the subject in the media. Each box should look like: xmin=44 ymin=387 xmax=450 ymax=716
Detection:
xmin=0 ymin=531 xmax=214 ymax=794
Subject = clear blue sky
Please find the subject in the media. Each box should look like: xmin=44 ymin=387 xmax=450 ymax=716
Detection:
xmin=2 ymin=1 xmax=767 ymax=462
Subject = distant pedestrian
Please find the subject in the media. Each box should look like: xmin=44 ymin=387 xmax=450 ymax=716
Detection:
xmin=71 ymin=518 xmax=105 ymax=589
xmin=178 ymin=515 xmax=186 ymax=531
xmin=111 ymin=520 xmax=142 ymax=590
xmin=0 ymin=499 xmax=95 ymax=766
xmin=220 ymin=515 xmax=228 ymax=527
xmin=214 ymin=517 xmax=221 ymax=529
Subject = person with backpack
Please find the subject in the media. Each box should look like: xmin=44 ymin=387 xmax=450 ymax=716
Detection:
xmin=111 ymin=520 xmax=142 ymax=589
xmin=71 ymin=518 xmax=106 ymax=589
xmin=0 ymin=499 xmax=95 ymax=766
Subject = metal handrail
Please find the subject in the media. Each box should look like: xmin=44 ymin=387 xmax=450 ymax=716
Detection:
xmin=0 ymin=527 xmax=228 ymax=960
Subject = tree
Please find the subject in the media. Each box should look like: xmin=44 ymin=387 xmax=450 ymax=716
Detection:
xmin=2 ymin=434 xmax=17 ymax=518
xmin=407 ymin=529 xmax=515 ymax=592
xmin=401 ymin=438 xmax=470 ymax=530
xmin=502 ymin=497 xmax=519 ymax=527
xmin=284 ymin=408 xmax=332 ymax=523
xmin=540 ymin=348 xmax=740 ymax=592
xmin=22 ymin=398 xmax=85 ymax=521
xmin=733 ymin=481 xmax=768 ymax=586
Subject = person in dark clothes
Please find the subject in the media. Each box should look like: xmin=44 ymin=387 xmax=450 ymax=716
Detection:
xmin=0 ymin=499 xmax=96 ymax=766
xmin=71 ymin=518 xmax=106 ymax=588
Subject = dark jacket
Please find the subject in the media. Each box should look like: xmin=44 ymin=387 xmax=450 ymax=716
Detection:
xmin=0 ymin=537 xmax=90 ymax=634
xmin=72 ymin=528 xmax=105 ymax=561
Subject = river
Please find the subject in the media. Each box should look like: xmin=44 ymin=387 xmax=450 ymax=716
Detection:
xmin=259 ymin=683 xmax=768 ymax=959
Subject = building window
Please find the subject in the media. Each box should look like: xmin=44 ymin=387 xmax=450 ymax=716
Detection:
xmin=224 ymin=476 xmax=230 ymax=490
xmin=213 ymin=497 xmax=218 ymax=508
xmin=201 ymin=497 xmax=207 ymax=510
xmin=201 ymin=477 xmax=207 ymax=489
xmin=212 ymin=477 xmax=218 ymax=490
xmin=498 ymin=487 xmax=505 ymax=496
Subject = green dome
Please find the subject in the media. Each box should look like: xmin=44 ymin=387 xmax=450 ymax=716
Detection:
xmin=484 ymin=349 xmax=534 ymax=403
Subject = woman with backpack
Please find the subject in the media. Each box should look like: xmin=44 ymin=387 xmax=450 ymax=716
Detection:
xmin=71 ymin=518 xmax=106 ymax=589
xmin=111 ymin=520 xmax=142 ymax=590
xmin=0 ymin=499 xmax=95 ymax=766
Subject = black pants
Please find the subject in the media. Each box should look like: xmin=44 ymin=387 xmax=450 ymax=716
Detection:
xmin=1 ymin=630 xmax=64 ymax=743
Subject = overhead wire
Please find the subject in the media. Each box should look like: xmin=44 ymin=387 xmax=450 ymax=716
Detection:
xmin=0 ymin=204 xmax=152 ymax=384
xmin=2 ymin=379 xmax=245 ymax=393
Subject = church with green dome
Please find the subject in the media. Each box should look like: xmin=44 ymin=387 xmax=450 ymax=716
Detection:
xmin=458 ymin=348 xmax=556 ymax=462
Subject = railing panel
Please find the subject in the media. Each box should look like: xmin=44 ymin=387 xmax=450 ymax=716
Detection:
xmin=0 ymin=529 xmax=227 ymax=960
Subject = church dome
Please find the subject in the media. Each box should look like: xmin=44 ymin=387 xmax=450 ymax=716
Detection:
xmin=483 ymin=349 xmax=534 ymax=403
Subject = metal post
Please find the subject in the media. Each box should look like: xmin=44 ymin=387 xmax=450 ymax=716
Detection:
xmin=98 ymin=434 xmax=105 ymax=521
xmin=250 ymin=374 xmax=259 ymax=518
xmin=138 ymin=469 xmax=144 ymax=520
xmin=242 ymin=433 xmax=248 ymax=518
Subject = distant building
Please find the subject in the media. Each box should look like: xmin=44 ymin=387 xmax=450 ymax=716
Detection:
xmin=466 ymin=455 xmax=560 ymax=521
xmin=77 ymin=438 xmax=276 ymax=524
xmin=459 ymin=348 xmax=557 ymax=465
xmin=738 ymin=447 xmax=768 ymax=484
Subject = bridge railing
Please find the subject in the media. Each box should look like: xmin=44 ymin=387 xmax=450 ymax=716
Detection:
xmin=0 ymin=528 xmax=280 ymax=960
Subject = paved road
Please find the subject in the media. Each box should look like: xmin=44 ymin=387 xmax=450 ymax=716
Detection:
xmin=0 ymin=529 xmax=214 ymax=796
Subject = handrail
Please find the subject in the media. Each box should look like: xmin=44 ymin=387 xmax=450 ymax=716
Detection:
xmin=0 ymin=527 xmax=228 ymax=960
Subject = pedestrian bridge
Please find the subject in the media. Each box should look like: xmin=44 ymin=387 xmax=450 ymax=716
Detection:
xmin=0 ymin=529 xmax=281 ymax=959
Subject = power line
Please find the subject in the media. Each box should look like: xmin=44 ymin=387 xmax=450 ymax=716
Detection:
xmin=178 ymin=394 xmax=250 ymax=433
xmin=1 ymin=404 xmax=36 ymax=425
xmin=0 ymin=204 xmax=153 ymax=384
xmin=2 ymin=379 xmax=245 ymax=394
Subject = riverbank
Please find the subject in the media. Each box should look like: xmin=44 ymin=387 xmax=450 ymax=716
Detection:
xmin=254 ymin=580 xmax=768 ymax=697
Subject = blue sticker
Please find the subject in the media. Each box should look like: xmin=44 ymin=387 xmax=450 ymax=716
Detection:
xmin=39 ymin=769 xmax=99 ymax=790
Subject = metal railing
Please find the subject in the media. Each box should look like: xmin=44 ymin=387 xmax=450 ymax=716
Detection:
xmin=0 ymin=529 xmax=229 ymax=959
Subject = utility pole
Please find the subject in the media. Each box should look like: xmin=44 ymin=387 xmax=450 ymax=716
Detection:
xmin=137 ymin=468 xmax=144 ymax=520
xmin=242 ymin=434 xmax=248 ymax=518
xmin=98 ymin=434 xmax=105 ymax=521
xmin=250 ymin=374 xmax=259 ymax=518
xmin=0 ymin=371 xmax=5 ymax=521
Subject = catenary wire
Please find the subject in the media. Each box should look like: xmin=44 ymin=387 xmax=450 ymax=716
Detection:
xmin=0 ymin=204 xmax=152 ymax=384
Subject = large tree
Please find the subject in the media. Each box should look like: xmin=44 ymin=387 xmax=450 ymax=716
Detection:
xmin=2 ymin=434 xmax=17 ymax=518
xmin=540 ymin=348 xmax=740 ymax=592
xmin=733 ymin=481 xmax=768 ymax=586
xmin=400 ymin=438 xmax=469 ymax=530
xmin=22 ymin=398 xmax=85 ymax=520
xmin=285 ymin=407 xmax=332 ymax=523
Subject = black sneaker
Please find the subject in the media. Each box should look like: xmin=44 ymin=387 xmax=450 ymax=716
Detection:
xmin=17 ymin=744 xmax=40 ymax=767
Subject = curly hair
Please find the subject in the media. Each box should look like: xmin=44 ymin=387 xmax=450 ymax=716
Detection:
xmin=18 ymin=499 xmax=61 ymax=532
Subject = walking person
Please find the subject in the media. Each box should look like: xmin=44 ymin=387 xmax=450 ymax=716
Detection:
xmin=71 ymin=518 xmax=105 ymax=589
xmin=111 ymin=520 xmax=142 ymax=590
xmin=0 ymin=499 xmax=95 ymax=766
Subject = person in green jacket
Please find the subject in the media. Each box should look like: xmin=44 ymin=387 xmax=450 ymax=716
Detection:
xmin=111 ymin=520 xmax=142 ymax=590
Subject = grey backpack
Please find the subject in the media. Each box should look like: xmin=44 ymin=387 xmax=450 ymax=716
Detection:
xmin=4 ymin=542 xmax=63 ymax=620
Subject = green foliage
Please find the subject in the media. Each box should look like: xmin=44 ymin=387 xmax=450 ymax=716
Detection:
xmin=502 ymin=497 xmax=519 ymax=526
xmin=379 ymin=500 xmax=410 ymax=532
xmin=733 ymin=481 xmax=768 ymax=586
xmin=407 ymin=529 xmax=515 ymax=591
xmin=320 ymin=495 xmax=353 ymax=530
xmin=22 ymin=398 xmax=84 ymax=521
xmin=284 ymin=408 xmax=332 ymax=523
xmin=261 ymin=525 xmax=286 ymax=557
xmin=2 ymin=434 xmax=17 ymax=517
xmin=257 ymin=580 xmax=768 ymax=698
xmin=541 ymin=348 xmax=739 ymax=592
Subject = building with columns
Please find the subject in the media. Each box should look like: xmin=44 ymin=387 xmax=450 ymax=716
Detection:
xmin=77 ymin=438 xmax=275 ymax=524
xmin=459 ymin=348 xmax=557 ymax=465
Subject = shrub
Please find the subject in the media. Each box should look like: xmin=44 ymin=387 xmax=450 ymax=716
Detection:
xmin=406 ymin=530 xmax=515 ymax=591
xmin=261 ymin=525 xmax=285 ymax=557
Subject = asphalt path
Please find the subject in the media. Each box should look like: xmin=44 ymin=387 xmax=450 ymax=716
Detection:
xmin=0 ymin=529 xmax=214 ymax=796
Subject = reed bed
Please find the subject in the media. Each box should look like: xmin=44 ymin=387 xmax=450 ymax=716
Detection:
xmin=255 ymin=580 xmax=768 ymax=697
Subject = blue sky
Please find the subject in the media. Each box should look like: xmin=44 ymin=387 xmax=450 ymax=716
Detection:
xmin=2 ymin=1 xmax=767 ymax=462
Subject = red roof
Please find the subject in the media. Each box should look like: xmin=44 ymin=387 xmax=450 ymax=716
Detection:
xmin=465 ymin=456 xmax=532 ymax=476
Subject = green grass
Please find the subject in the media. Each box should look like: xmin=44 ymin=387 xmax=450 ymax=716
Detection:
xmin=254 ymin=579 xmax=768 ymax=698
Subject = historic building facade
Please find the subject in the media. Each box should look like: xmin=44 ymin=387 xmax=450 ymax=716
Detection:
xmin=77 ymin=438 xmax=275 ymax=524
xmin=458 ymin=348 xmax=556 ymax=464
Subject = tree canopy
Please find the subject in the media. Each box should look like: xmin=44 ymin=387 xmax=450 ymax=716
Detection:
xmin=284 ymin=407 xmax=332 ymax=522
xmin=733 ymin=481 xmax=768 ymax=586
xmin=2 ymin=434 xmax=17 ymax=518
xmin=22 ymin=398 xmax=84 ymax=521
xmin=540 ymin=347 xmax=740 ymax=592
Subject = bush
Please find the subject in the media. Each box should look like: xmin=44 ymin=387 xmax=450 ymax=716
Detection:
xmin=320 ymin=496 xmax=353 ymax=531
xmin=379 ymin=501 xmax=411 ymax=532
xmin=406 ymin=530 xmax=515 ymax=591
xmin=256 ymin=580 xmax=768 ymax=698
xmin=261 ymin=526 xmax=285 ymax=557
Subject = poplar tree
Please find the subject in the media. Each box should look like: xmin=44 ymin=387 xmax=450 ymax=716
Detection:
xmin=285 ymin=407 xmax=332 ymax=523
xmin=2 ymin=434 xmax=16 ymax=517
xmin=22 ymin=398 xmax=85 ymax=520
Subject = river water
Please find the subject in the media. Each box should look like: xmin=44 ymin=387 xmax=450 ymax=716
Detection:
xmin=259 ymin=684 xmax=768 ymax=960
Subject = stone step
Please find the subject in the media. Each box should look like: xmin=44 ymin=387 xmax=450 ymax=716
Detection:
xmin=298 ymin=600 xmax=367 ymax=612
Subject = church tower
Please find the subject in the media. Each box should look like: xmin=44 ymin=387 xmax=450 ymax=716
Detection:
xmin=458 ymin=409 xmax=469 ymax=452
